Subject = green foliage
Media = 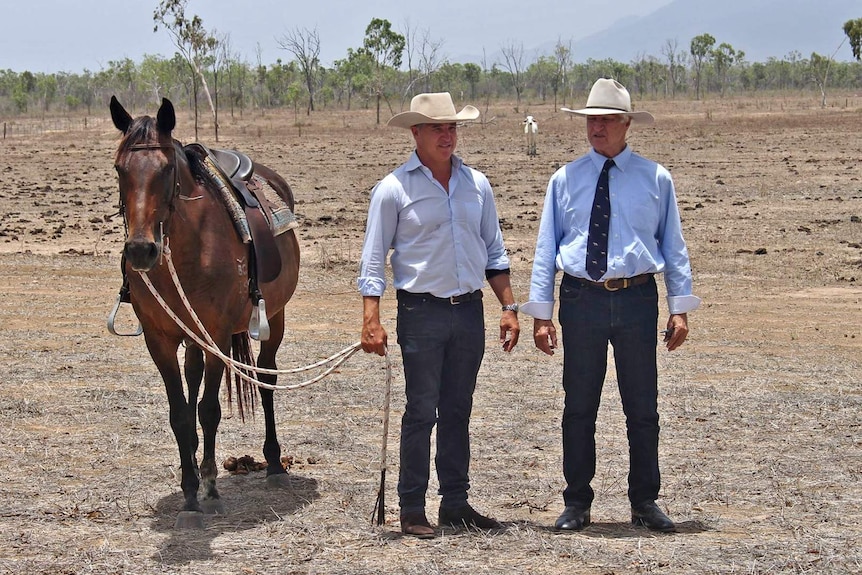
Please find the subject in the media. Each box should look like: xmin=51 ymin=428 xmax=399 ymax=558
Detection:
xmin=844 ymin=18 xmax=862 ymax=61
xmin=1 ymin=25 xmax=862 ymax=117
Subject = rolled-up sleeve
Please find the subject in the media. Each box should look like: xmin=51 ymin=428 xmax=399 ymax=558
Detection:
xmin=357 ymin=177 xmax=399 ymax=297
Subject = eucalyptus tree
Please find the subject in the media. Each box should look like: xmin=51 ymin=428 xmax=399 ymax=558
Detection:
xmin=153 ymin=0 xmax=218 ymax=140
xmin=332 ymin=47 xmax=374 ymax=110
xmin=661 ymin=38 xmax=685 ymax=97
xmin=844 ymin=18 xmax=862 ymax=61
xmin=712 ymin=42 xmax=744 ymax=96
xmin=464 ymin=63 xmax=481 ymax=100
xmin=690 ymin=33 xmax=715 ymax=99
xmin=553 ymin=38 xmax=573 ymax=108
xmin=277 ymin=26 xmax=321 ymax=114
xmin=363 ymin=18 xmax=405 ymax=124
xmin=499 ymin=40 xmax=526 ymax=111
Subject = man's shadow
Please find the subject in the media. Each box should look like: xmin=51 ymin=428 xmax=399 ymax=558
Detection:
xmin=149 ymin=471 xmax=319 ymax=565
xmin=523 ymin=519 xmax=711 ymax=538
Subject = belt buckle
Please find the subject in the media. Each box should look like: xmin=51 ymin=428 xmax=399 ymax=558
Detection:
xmin=449 ymin=295 xmax=461 ymax=305
xmin=603 ymin=278 xmax=625 ymax=292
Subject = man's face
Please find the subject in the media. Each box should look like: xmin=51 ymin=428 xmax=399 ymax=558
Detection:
xmin=412 ymin=122 xmax=458 ymax=165
xmin=586 ymin=114 xmax=630 ymax=158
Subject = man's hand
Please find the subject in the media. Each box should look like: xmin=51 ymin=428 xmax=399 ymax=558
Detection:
xmin=361 ymin=296 xmax=388 ymax=356
xmin=664 ymin=313 xmax=689 ymax=352
xmin=533 ymin=319 xmax=557 ymax=356
xmin=500 ymin=311 xmax=520 ymax=352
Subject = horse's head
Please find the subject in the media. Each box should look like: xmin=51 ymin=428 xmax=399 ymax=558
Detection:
xmin=111 ymin=96 xmax=183 ymax=272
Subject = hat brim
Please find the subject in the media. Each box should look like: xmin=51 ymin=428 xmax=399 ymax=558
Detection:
xmin=387 ymin=105 xmax=480 ymax=129
xmin=561 ymin=107 xmax=654 ymax=125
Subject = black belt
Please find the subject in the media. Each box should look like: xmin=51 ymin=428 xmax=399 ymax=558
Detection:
xmin=396 ymin=289 xmax=483 ymax=304
xmin=563 ymin=273 xmax=653 ymax=292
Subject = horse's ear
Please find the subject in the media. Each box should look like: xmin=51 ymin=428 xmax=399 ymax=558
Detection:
xmin=110 ymin=95 xmax=133 ymax=133
xmin=156 ymin=98 xmax=176 ymax=134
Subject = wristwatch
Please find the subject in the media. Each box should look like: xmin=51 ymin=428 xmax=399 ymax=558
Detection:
xmin=501 ymin=303 xmax=520 ymax=313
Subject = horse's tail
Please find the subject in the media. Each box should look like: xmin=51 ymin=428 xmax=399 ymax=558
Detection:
xmin=225 ymin=332 xmax=257 ymax=422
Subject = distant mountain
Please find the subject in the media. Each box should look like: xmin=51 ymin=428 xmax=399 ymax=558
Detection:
xmin=552 ymin=0 xmax=859 ymax=64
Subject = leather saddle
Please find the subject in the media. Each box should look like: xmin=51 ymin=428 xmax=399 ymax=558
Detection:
xmin=186 ymin=143 xmax=282 ymax=284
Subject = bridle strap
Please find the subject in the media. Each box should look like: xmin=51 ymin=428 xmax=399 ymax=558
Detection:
xmin=119 ymin=141 xmax=181 ymax=243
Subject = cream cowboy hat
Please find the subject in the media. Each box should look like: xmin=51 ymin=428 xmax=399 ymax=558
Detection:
xmin=561 ymin=78 xmax=654 ymax=124
xmin=387 ymin=92 xmax=480 ymax=129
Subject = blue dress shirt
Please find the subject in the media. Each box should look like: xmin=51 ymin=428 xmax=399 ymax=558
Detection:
xmin=357 ymin=151 xmax=510 ymax=298
xmin=524 ymin=146 xmax=700 ymax=320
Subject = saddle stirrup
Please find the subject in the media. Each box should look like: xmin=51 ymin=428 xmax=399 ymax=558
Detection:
xmin=107 ymin=293 xmax=143 ymax=337
xmin=249 ymin=297 xmax=270 ymax=341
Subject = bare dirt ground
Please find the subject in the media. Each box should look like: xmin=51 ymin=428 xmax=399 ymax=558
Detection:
xmin=0 ymin=93 xmax=860 ymax=574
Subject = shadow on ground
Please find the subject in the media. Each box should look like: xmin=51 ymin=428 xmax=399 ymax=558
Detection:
xmin=149 ymin=471 xmax=319 ymax=565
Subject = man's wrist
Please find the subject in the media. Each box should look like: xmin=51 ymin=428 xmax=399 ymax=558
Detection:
xmin=501 ymin=303 xmax=520 ymax=313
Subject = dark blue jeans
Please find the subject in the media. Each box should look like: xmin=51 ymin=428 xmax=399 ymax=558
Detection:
xmin=395 ymin=292 xmax=485 ymax=514
xmin=558 ymin=274 xmax=661 ymax=508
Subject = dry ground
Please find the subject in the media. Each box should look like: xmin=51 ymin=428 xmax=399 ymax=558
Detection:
xmin=0 ymin=93 xmax=860 ymax=574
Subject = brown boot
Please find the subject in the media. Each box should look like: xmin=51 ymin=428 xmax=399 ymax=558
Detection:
xmin=400 ymin=511 xmax=436 ymax=539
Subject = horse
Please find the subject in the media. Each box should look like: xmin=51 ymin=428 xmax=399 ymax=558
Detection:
xmin=109 ymin=96 xmax=300 ymax=528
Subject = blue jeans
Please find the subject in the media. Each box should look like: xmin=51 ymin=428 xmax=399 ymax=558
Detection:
xmin=558 ymin=274 xmax=661 ymax=508
xmin=395 ymin=291 xmax=485 ymax=513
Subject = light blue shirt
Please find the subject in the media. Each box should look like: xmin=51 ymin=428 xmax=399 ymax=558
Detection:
xmin=357 ymin=151 xmax=510 ymax=298
xmin=524 ymin=146 xmax=700 ymax=320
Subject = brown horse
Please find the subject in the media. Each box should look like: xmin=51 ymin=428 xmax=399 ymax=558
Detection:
xmin=110 ymin=96 xmax=300 ymax=528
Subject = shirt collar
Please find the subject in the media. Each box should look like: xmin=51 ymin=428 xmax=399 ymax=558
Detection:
xmin=405 ymin=150 xmax=463 ymax=173
xmin=589 ymin=145 xmax=631 ymax=171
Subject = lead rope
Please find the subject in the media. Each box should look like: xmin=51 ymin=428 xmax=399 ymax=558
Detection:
xmin=138 ymin=245 xmax=392 ymax=524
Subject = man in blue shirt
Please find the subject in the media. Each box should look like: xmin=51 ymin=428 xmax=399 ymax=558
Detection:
xmin=358 ymin=92 xmax=521 ymax=538
xmin=522 ymin=78 xmax=700 ymax=533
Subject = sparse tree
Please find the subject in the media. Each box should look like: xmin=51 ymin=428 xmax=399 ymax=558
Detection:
xmin=661 ymin=38 xmax=684 ymax=97
xmin=363 ymin=18 xmax=405 ymax=124
xmin=499 ymin=40 xmax=526 ymax=111
xmin=464 ymin=63 xmax=481 ymax=101
xmin=553 ymin=38 xmax=573 ymax=108
xmin=418 ymin=28 xmax=444 ymax=93
xmin=153 ymin=0 xmax=218 ymax=140
xmin=690 ymin=33 xmax=715 ymax=100
xmin=844 ymin=18 xmax=862 ymax=61
xmin=713 ymin=42 xmax=744 ymax=97
xmin=277 ymin=26 xmax=321 ymax=115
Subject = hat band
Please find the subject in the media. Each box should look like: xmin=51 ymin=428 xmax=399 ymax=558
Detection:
xmin=586 ymin=105 xmax=630 ymax=112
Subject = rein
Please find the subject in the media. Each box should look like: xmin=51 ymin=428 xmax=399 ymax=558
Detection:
xmin=137 ymin=246 xmax=393 ymax=525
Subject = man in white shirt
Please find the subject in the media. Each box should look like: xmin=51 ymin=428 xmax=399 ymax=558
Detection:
xmin=523 ymin=78 xmax=700 ymax=533
xmin=358 ymin=92 xmax=520 ymax=538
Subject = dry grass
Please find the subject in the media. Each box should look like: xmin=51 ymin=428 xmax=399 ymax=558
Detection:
xmin=0 ymin=94 xmax=860 ymax=574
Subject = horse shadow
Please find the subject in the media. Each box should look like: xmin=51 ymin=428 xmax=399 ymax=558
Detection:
xmin=149 ymin=470 xmax=319 ymax=565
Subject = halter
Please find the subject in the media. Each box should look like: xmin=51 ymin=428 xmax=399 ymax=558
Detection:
xmin=117 ymin=141 xmax=181 ymax=247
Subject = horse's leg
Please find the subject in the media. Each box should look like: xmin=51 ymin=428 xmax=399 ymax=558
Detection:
xmin=145 ymin=336 xmax=204 ymax=527
xmin=183 ymin=344 xmax=204 ymax=479
xmin=197 ymin=348 xmax=226 ymax=514
xmin=257 ymin=309 xmax=289 ymax=488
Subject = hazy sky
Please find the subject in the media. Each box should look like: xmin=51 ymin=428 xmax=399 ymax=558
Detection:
xmin=1 ymin=0 xmax=674 ymax=73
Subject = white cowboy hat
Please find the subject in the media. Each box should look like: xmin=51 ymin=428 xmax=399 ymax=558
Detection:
xmin=387 ymin=92 xmax=480 ymax=129
xmin=561 ymin=78 xmax=654 ymax=124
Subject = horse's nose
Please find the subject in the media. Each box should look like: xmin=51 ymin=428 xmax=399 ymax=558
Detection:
xmin=124 ymin=239 xmax=160 ymax=271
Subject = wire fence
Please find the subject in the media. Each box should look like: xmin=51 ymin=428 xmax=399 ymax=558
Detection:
xmin=1 ymin=115 xmax=113 ymax=138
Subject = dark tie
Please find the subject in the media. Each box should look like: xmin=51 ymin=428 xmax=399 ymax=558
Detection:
xmin=586 ymin=159 xmax=615 ymax=280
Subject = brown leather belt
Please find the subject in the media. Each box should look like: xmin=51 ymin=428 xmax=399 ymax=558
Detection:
xmin=397 ymin=289 xmax=484 ymax=305
xmin=563 ymin=273 xmax=653 ymax=292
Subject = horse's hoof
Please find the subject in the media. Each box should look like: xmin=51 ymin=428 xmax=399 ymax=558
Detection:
xmin=200 ymin=499 xmax=226 ymax=515
xmin=174 ymin=511 xmax=205 ymax=530
xmin=266 ymin=473 xmax=291 ymax=489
